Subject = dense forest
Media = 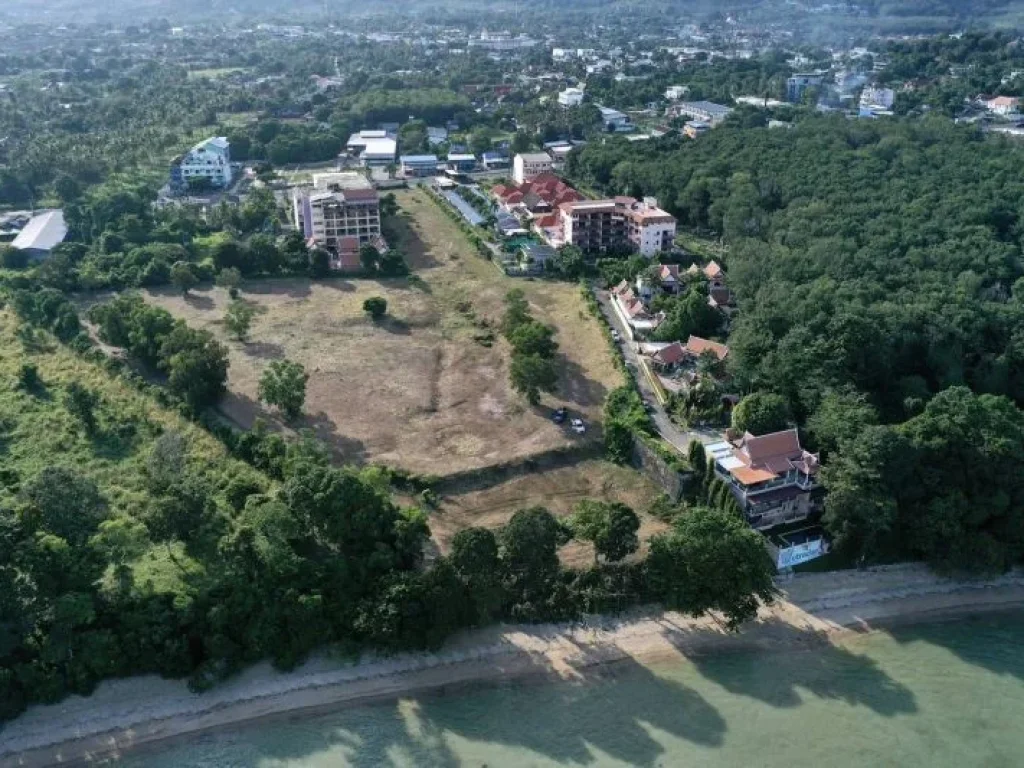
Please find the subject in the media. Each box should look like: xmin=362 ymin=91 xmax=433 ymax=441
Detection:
xmin=568 ymin=115 xmax=1024 ymax=572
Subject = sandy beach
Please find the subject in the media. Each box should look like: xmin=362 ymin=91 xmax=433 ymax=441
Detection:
xmin=3 ymin=563 xmax=1023 ymax=768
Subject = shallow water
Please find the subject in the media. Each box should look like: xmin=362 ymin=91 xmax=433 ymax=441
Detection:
xmin=121 ymin=613 xmax=1024 ymax=767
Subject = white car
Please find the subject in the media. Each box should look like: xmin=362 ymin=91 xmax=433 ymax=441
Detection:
xmin=570 ymin=418 xmax=586 ymax=434
xmin=610 ymin=329 xmax=621 ymax=342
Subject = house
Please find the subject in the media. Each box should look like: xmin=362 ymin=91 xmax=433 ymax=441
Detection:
xmin=513 ymin=152 xmax=554 ymax=184
xmin=492 ymin=172 xmax=583 ymax=216
xmin=986 ymin=95 xmax=1020 ymax=116
xmin=292 ymin=173 xmax=381 ymax=264
xmin=399 ymin=154 xmax=439 ymax=177
xmin=446 ymin=153 xmax=477 ymax=173
xmin=10 ymin=210 xmax=67 ymax=260
xmin=670 ymin=101 xmax=733 ymax=125
xmin=860 ymin=86 xmax=895 ymax=110
xmin=596 ymin=105 xmax=632 ymax=132
xmin=645 ymin=335 xmax=728 ymax=372
xmin=706 ymin=429 xmax=821 ymax=531
xmin=558 ymin=87 xmax=586 ymax=107
xmin=170 ymin=136 xmax=232 ymax=191
xmin=687 ymin=260 xmax=735 ymax=309
xmin=665 ymin=85 xmax=690 ymax=101
xmin=427 ymin=126 xmax=449 ymax=146
xmin=551 ymin=197 xmax=676 ymax=256
xmin=481 ymin=151 xmax=510 ymax=170
xmin=684 ymin=120 xmax=711 ymax=139
xmin=610 ymin=280 xmax=664 ymax=339
xmin=787 ymin=73 xmax=823 ymax=103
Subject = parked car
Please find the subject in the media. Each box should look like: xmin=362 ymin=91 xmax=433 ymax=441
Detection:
xmin=610 ymin=329 xmax=621 ymax=342
xmin=571 ymin=418 xmax=586 ymax=434
xmin=552 ymin=407 xmax=568 ymax=424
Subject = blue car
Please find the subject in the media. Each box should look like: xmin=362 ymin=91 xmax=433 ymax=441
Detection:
xmin=552 ymin=407 xmax=568 ymax=424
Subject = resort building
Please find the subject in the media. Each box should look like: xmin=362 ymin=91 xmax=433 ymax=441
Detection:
xmin=706 ymin=429 xmax=822 ymax=531
xmin=551 ymin=197 xmax=676 ymax=256
xmin=292 ymin=173 xmax=381 ymax=270
xmin=170 ymin=136 xmax=232 ymax=191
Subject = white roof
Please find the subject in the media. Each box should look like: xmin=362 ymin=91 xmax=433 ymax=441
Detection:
xmin=517 ymin=152 xmax=552 ymax=162
xmin=361 ymin=137 xmax=396 ymax=156
xmin=11 ymin=210 xmax=67 ymax=253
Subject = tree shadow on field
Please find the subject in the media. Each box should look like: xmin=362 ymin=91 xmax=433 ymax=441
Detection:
xmin=183 ymin=292 xmax=215 ymax=310
xmin=685 ymin=616 xmax=917 ymax=717
xmin=245 ymin=279 xmax=312 ymax=299
xmin=557 ymin=354 xmax=609 ymax=409
xmin=386 ymin=206 xmax=441 ymax=270
xmin=373 ymin=316 xmax=411 ymax=335
xmin=304 ymin=410 xmax=367 ymax=466
xmin=243 ymin=340 xmax=287 ymax=360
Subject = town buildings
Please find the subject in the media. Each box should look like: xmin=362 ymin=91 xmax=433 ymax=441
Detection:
xmin=597 ymin=105 xmax=632 ymax=132
xmin=399 ymin=154 xmax=439 ymax=177
xmin=170 ymin=136 xmax=232 ymax=191
xmin=513 ymin=152 xmax=555 ymax=184
xmin=787 ymin=73 xmax=823 ymax=103
xmin=445 ymin=153 xmax=477 ymax=173
xmin=986 ymin=95 xmax=1020 ymax=116
xmin=291 ymin=173 xmax=381 ymax=270
xmin=558 ymin=87 xmax=586 ymax=107
xmin=707 ymin=429 xmax=822 ymax=531
xmin=670 ymin=101 xmax=734 ymax=125
xmin=665 ymin=85 xmax=690 ymax=101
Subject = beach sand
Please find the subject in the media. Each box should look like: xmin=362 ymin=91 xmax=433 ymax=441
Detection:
xmin=3 ymin=563 xmax=1023 ymax=767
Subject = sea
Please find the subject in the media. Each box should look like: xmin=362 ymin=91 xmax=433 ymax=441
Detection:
xmin=121 ymin=612 xmax=1024 ymax=768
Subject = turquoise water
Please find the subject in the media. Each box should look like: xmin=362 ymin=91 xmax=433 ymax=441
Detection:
xmin=121 ymin=614 xmax=1024 ymax=767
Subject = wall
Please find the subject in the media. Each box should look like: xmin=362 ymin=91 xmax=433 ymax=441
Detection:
xmin=631 ymin=436 xmax=693 ymax=503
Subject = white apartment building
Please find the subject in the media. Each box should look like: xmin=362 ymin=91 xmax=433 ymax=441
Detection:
xmin=665 ymin=85 xmax=690 ymax=101
xmin=558 ymin=87 xmax=586 ymax=107
xmin=513 ymin=152 xmax=554 ymax=184
xmin=860 ymin=86 xmax=895 ymax=109
xmin=171 ymin=137 xmax=232 ymax=190
xmin=292 ymin=173 xmax=381 ymax=265
xmin=552 ymin=196 xmax=676 ymax=257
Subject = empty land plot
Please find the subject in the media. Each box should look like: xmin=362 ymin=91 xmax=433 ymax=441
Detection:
xmin=430 ymin=460 xmax=668 ymax=568
xmin=143 ymin=190 xmax=620 ymax=476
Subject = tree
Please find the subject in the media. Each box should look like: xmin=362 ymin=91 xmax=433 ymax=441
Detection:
xmin=224 ymin=300 xmax=257 ymax=341
xmin=159 ymin=325 xmax=229 ymax=412
xmin=169 ymin=261 xmax=197 ymax=296
xmin=63 ymin=382 xmax=100 ymax=435
xmin=21 ymin=467 xmax=108 ymax=546
xmin=569 ymin=500 xmax=640 ymax=565
xmin=308 ymin=247 xmax=331 ymax=278
xmin=731 ymin=392 xmax=791 ymax=436
xmin=258 ymin=359 xmax=309 ymax=420
xmin=450 ymin=527 xmax=505 ymax=624
xmin=363 ymin=296 xmax=387 ymax=320
xmin=511 ymin=131 xmax=533 ymax=153
xmin=360 ymin=244 xmax=380 ymax=272
xmin=647 ymin=506 xmax=777 ymax=630
xmin=500 ymin=507 xmax=568 ymax=599
xmin=509 ymin=353 xmax=558 ymax=405
xmin=507 ymin=320 xmax=558 ymax=358
xmin=215 ymin=267 xmax=242 ymax=297
xmin=549 ymin=245 xmax=585 ymax=278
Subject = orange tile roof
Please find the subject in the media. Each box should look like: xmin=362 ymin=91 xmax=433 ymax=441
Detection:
xmin=685 ymin=335 xmax=729 ymax=362
xmin=730 ymin=466 xmax=778 ymax=485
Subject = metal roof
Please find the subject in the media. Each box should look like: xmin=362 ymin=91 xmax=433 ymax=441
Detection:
xmin=11 ymin=210 xmax=67 ymax=253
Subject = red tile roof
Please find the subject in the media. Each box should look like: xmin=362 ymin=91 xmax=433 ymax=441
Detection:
xmin=685 ymin=335 xmax=729 ymax=362
xmin=652 ymin=342 xmax=687 ymax=365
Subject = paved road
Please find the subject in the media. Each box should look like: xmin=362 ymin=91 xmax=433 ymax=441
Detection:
xmin=593 ymin=286 xmax=722 ymax=455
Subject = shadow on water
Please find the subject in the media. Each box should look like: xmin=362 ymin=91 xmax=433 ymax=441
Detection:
xmin=685 ymin=617 xmax=918 ymax=716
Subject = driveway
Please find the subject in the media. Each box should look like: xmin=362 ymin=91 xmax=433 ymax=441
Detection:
xmin=593 ymin=287 xmax=721 ymax=455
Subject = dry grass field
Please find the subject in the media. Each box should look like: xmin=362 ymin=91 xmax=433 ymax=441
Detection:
xmin=429 ymin=460 xmax=668 ymax=568
xmin=144 ymin=188 xmax=622 ymax=476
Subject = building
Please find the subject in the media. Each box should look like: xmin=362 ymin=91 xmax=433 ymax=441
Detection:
xmin=445 ymin=153 xmax=477 ymax=173
xmin=427 ymin=126 xmax=449 ymax=147
xmin=554 ymin=197 xmax=676 ymax=257
xmin=399 ymin=154 xmax=439 ymax=177
xmin=597 ymin=105 xmax=632 ymax=132
xmin=645 ymin=335 xmax=729 ymax=372
xmin=610 ymin=280 xmax=664 ymax=339
xmin=671 ymin=101 xmax=733 ymax=125
xmin=519 ymin=241 xmax=557 ymax=272
xmin=787 ymin=74 xmax=823 ymax=103
xmin=346 ymin=130 xmax=397 ymax=166
xmin=481 ymin=151 xmax=510 ymax=170
xmin=513 ymin=152 xmax=554 ymax=184
xmin=170 ymin=136 xmax=232 ymax=191
xmin=860 ymin=86 xmax=895 ymax=110
xmin=986 ymin=96 xmax=1021 ymax=115
xmin=10 ymin=210 xmax=67 ymax=260
xmin=493 ymin=172 xmax=583 ymax=217
xmin=558 ymin=87 xmax=586 ymax=108
xmin=665 ymin=85 xmax=690 ymax=101
xmin=684 ymin=121 xmax=711 ymax=139
xmin=706 ymin=429 xmax=821 ymax=531
xmin=292 ymin=173 xmax=381 ymax=270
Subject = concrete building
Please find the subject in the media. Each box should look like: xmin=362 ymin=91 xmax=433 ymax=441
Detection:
xmin=399 ymin=154 xmax=439 ymax=177
xmin=558 ymin=87 xmax=586 ymax=108
xmin=860 ymin=86 xmax=896 ymax=110
xmin=445 ymin=153 xmax=477 ymax=173
xmin=346 ymin=130 xmax=397 ymax=166
xmin=986 ymin=95 xmax=1021 ymax=116
xmin=671 ymin=101 xmax=733 ymax=125
xmin=170 ymin=136 xmax=232 ymax=191
xmin=513 ymin=152 xmax=554 ymax=184
xmin=292 ymin=173 xmax=381 ymax=270
xmin=10 ymin=210 xmax=67 ymax=260
xmin=665 ymin=85 xmax=690 ymax=101
xmin=787 ymin=73 xmax=823 ymax=103
xmin=481 ymin=151 xmax=510 ymax=170
xmin=684 ymin=121 xmax=711 ymax=139
xmin=552 ymin=196 xmax=676 ymax=257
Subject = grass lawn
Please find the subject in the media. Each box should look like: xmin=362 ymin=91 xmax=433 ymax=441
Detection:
xmin=675 ymin=230 xmax=728 ymax=262
xmin=142 ymin=188 xmax=621 ymax=477
xmin=430 ymin=459 xmax=668 ymax=568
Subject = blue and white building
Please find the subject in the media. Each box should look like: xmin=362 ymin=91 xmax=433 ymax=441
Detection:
xmin=170 ymin=137 xmax=232 ymax=191
xmin=399 ymin=154 xmax=440 ymax=177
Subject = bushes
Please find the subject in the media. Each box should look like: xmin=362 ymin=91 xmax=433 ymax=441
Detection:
xmin=502 ymin=289 xmax=559 ymax=405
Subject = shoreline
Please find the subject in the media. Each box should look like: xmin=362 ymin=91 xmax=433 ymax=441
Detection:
xmin=3 ymin=564 xmax=1024 ymax=767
